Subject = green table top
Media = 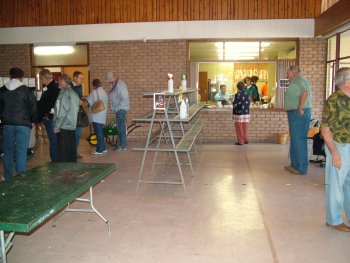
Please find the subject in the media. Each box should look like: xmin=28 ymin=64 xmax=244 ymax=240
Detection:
xmin=0 ymin=162 xmax=116 ymax=232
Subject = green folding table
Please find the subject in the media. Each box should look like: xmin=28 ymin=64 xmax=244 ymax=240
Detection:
xmin=0 ymin=162 xmax=116 ymax=263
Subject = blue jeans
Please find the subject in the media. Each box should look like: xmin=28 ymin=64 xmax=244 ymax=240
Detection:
xmin=75 ymin=126 xmax=82 ymax=150
xmin=325 ymin=143 xmax=350 ymax=225
xmin=287 ymin=108 xmax=311 ymax=174
xmin=43 ymin=119 xmax=58 ymax=162
xmin=116 ymin=110 xmax=127 ymax=148
xmin=93 ymin=122 xmax=106 ymax=153
xmin=2 ymin=125 xmax=31 ymax=179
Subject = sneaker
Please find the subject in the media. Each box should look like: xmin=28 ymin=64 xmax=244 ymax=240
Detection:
xmin=121 ymin=147 xmax=128 ymax=151
xmin=103 ymin=149 xmax=108 ymax=153
xmin=91 ymin=151 xmax=103 ymax=155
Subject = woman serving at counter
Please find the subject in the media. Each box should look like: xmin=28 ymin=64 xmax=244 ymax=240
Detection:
xmin=232 ymin=81 xmax=251 ymax=145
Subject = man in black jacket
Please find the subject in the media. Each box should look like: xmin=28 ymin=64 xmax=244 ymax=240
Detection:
xmin=38 ymin=69 xmax=60 ymax=162
xmin=0 ymin=67 xmax=37 ymax=180
xmin=72 ymin=71 xmax=84 ymax=159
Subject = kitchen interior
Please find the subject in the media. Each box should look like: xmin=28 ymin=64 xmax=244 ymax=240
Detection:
xmin=192 ymin=40 xmax=296 ymax=110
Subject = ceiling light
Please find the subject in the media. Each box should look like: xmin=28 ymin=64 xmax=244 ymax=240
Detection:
xmin=261 ymin=42 xmax=271 ymax=47
xmin=225 ymin=42 xmax=259 ymax=48
xmin=34 ymin=45 xmax=74 ymax=55
xmin=225 ymin=55 xmax=255 ymax=60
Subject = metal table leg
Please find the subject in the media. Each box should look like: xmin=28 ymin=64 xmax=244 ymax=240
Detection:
xmin=0 ymin=230 xmax=5 ymax=263
xmin=0 ymin=231 xmax=14 ymax=263
xmin=52 ymin=187 xmax=111 ymax=232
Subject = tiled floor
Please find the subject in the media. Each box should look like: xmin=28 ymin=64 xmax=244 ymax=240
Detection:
xmin=2 ymin=138 xmax=350 ymax=263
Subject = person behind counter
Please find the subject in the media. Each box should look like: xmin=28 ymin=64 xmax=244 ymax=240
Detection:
xmin=247 ymin=75 xmax=260 ymax=102
xmin=214 ymin=84 xmax=231 ymax=105
xmin=261 ymin=81 xmax=268 ymax=97
xmin=232 ymin=81 xmax=251 ymax=145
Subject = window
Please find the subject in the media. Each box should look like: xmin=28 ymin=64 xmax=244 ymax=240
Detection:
xmin=327 ymin=36 xmax=336 ymax=61
xmin=326 ymin=29 xmax=350 ymax=98
xmin=340 ymin=31 xmax=350 ymax=58
xmin=189 ymin=40 xmax=297 ymax=61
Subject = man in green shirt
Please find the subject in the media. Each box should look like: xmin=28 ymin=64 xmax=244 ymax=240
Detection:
xmin=284 ymin=65 xmax=312 ymax=175
xmin=321 ymin=67 xmax=350 ymax=232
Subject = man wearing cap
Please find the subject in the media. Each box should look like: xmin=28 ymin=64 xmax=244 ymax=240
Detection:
xmin=106 ymin=72 xmax=130 ymax=151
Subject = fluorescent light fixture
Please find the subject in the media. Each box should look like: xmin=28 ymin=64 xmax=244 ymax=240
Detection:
xmin=225 ymin=56 xmax=255 ymax=60
xmin=34 ymin=45 xmax=74 ymax=55
xmin=261 ymin=42 xmax=271 ymax=47
xmin=225 ymin=42 xmax=259 ymax=48
xmin=214 ymin=42 xmax=224 ymax=48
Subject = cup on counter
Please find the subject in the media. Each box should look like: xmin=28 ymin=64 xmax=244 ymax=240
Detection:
xmin=217 ymin=101 xmax=222 ymax=107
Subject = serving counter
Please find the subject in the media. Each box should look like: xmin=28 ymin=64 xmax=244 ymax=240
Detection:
xmin=197 ymin=106 xmax=288 ymax=143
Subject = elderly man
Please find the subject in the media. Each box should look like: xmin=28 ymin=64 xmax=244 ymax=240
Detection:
xmin=284 ymin=65 xmax=312 ymax=175
xmin=321 ymin=67 xmax=350 ymax=232
xmin=106 ymin=72 xmax=130 ymax=151
xmin=38 ymin=69 xmax=60 ymax=162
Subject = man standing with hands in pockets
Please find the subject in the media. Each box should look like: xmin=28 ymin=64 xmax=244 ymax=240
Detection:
xmin=106 ymin=72 xmax=130 ymax=152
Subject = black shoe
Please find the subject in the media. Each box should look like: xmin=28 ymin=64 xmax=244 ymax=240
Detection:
xmin=310 ymin=159 xmax=322 ymax=163
xmin=235 ymin=143 xmax=243 ymax=145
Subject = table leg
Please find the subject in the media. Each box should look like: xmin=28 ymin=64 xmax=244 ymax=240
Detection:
xmin=52 ymin=187 xmax=111 ymax=232
xmin=0 ymin=230 xmax=6 ymax=263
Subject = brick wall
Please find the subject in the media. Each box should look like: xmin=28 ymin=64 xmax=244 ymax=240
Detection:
xmin=89 ymin=40 xmax=187 ymax=139
xmin=198 ymin=108 xmax=288 ymax=143
xmin=0 ymin=45 xmax=31 ymax=77
xmin=299 ymin=38 xmax=328 ymax=120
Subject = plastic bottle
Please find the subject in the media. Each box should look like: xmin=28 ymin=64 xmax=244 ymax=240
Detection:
xmin=181 ymin=74 xmax=187 ymax=91
xmin=167 ymin=73 xmax=174 ymax=93
xmin=179 ymin=99 xmax=187 ymax=119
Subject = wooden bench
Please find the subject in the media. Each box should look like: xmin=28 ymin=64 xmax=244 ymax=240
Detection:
xmin=176 ymin=118 xmax=204 ymax=152
xmin=0 ymin=162 xmax=116 ymax=263
xmin=133 ymin=118 xmax=204 ymax=153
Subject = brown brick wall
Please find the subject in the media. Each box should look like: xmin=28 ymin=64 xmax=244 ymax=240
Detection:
xmin=89 ymin=40 xmax=187 ymax=139
xmin=299 ymin=38 xmax=328 ymax=121
xmin=198 ymin=108 xmax=289 ymax=143
xmin=0 ymin=45 xmax=31 ymax=77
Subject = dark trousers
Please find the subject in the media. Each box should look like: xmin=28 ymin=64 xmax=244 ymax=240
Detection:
xmin=57 ymin=129 xmax=76 ymax=162
xmin=43 ymin=119 xmax=58 ymax=162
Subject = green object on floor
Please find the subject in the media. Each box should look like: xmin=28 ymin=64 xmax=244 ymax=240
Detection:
xmin=0 ymin=162 xmax=116 ymax=233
